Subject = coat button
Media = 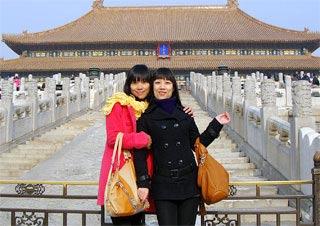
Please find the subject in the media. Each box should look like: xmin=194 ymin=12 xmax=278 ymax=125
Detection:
xmin=161 ymin=125 xmax=167 ymax=129
xmin=173 ymin=123 xmax=179 ymax=128
xmin=178 ymin=160 xmax=183 ymax=165
xmin=176 ymin=141 xmax=181 ymax=146
xmin=164 ymin=143 xmax=169 ymax=149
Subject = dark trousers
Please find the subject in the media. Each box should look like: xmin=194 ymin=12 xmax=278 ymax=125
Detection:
xmin=101 ymin=206 xmax=145 ymax=226
xmin=154 ymin=197 xmax=200 ymax=226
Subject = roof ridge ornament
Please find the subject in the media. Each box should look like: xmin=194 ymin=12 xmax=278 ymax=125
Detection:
xmin=92 ymin=0 xmax=104 ymax=9
xmin=227 ymin=0 xmax=238 ymax=8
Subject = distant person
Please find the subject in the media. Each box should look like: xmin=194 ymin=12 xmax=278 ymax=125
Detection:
xmin=301 ymin=73 xmax=311 ymax=82
xmin=312 ymin=74 xmax=319 ymax=86
xmin=292 ymin=71 xmax=299 ymax=81
xmin=13 ymin=75 xmax=21 ymax=91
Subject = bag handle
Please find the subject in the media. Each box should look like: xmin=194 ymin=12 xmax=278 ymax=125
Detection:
xmin=107 ymin=132 xmax=123 ymax=184
xmin=115 ymin=133 xmax=131 ymax=162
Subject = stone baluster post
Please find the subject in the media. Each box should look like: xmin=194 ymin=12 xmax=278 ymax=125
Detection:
xmin=255 ymin=71 xmax=260 ymax=82
xmin=291 ymin=80 xmax=315 ymax=180
xmin=109 ymin=73 xmax=115 ymax=95
xmin=83 ymin=76 xmax=90 ymax=109
xmin=261 ymin=79 xmax=277 ymax=159
xmin=212 ymin=72 xmax=217 ymax=95
xmin=222 ymin=74 xmax=232 ymax=115
xmin=62 ymin=77 xmax=71 ymax=116
xmin=190 ymin=72 xmax=195 ymax=95
xmin=74 ymin=77 xmax=81 ymax=112
xmin=100 ymin=72 xmax=106 ymax=102
xmin=201 ymin=74 xmax=208 ymax=110
xmin=0 ymin=80 xmax=14 ymax=142
xmin=284 ymin=76 xmax=292 ymax=107
xmin=231 ymin=76 xmax=242 ymax=130
xmin=243 ymin=77 xmax=257 ymax=141
xmin=20 ymin=77 xmax=26 ymax=91
xmin=313 ymin=151 xmax=320 ymax=226
xmin=215 ymin=75 xmax=223 ymax=115
xmin=27 ymin=80 xmax=39 ymax=130
xmin=211 ymin=72 xmax=217 ymax=114
xmin=104 ymin=73 xmax=110 ymax=98
xmin=259 ymin=74 xmax=263 ymax=82
xmin=207 ymin=76 xmax=213 ymax=113
xmin=279 ymin=73 xmax=284 ymax=84
xmin=207 ymin=76 xmax=212 ymax=96
xmin=196 ymin=73 xmax=202 ymax=100
xmin=93 ymin=78 xmax=100 ymax=109
xmin=45 ymin=78 xmax=57 ymax=122
xmin=28 ymin=74 xmax=33 ymax=82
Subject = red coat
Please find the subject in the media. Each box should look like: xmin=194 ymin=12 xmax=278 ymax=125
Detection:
xmin=97 ymin=102 xmax=150 ymax=205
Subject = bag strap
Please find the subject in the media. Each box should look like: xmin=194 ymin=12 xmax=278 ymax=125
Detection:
xmin=199 ymin=198 xmax=207 ymax=216
xmin=115 ymin=133 xmax=131 ymax=161
xmin=106 ymin=132 xmax=123 ymax=185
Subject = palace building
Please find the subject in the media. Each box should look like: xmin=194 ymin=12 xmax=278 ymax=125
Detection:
xmin=1 ymin=0 xmax=320 ymax=78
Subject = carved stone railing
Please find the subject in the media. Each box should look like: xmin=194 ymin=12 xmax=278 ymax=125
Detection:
xmin=0 ymin=72 xmax=125 ymax=148
xmin=190 ymin=71 xmax=320 ymax=191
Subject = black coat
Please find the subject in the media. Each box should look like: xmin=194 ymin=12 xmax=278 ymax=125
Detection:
xmin=134 ymin=103 xmax=223 ymax=200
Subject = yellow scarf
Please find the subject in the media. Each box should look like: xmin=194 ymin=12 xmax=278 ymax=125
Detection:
xmin=102 ymin=92 xmax=149 ymax=119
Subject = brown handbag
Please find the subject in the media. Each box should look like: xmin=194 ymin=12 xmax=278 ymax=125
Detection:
xmin=195 ymin=137 xmax=229 ymax=205
xmin=104 ymin=133 xmax=149 ymax=217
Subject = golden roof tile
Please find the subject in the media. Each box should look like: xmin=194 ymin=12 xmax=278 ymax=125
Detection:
xmin=1 ymin=55 xmax=319 ymax=72
xmin=2 ymin=6 xmax=320 ymax=44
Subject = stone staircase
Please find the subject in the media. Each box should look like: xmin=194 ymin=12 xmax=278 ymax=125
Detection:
xmin=0 ymin=92 xmax=298 ymax=225
xmin=180 ymin=92 xmax=295 ymax=225
xmin=0 ymin=111 xmax=104 ymax=180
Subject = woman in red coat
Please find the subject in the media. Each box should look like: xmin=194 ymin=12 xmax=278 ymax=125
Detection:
xmin=97 ymin=64 xmax=152 ymax=225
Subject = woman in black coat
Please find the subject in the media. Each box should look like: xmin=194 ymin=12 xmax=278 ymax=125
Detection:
xmin=134 ymin=68 xmax=230 ymax=226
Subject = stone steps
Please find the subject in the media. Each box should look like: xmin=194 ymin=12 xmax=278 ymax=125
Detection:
xmin=0 ymin=110 xmax=103 ymax=180
xmin=215 ymin=156 xmax=250 ymax=163
xmin=211 ymin=151 xmax=245 ymax=158
xmin=179 ymin=91 xmax=296 ymax=224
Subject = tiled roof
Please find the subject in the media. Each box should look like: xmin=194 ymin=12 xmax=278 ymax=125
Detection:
xmin=3 ymin=5 xmax=320 ymax=45
xmin=1 ymin=55 xmax=319 ymax=72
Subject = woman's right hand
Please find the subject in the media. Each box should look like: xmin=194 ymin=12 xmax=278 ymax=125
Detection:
xmin=137 ymin=188 xmax=149 ymax=203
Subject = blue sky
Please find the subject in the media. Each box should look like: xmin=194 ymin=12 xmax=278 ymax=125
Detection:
xmin=1 ymin=0 xmax=319 ymax=60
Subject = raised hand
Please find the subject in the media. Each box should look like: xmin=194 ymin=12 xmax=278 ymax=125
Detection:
xmin=215 ymin=112 xmax=231 ymax=125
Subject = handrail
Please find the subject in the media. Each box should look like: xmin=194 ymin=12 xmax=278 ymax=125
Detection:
xmin=0 ymin=179 xmax=314 ymax=226
xmin=0 ymin=179 xmax=313 ymax=186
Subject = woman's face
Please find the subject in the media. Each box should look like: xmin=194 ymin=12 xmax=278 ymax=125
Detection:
xmin=153 ymin=79 xmax=174 ymax=99
xmin=130 ymin=81 xmax=150 ymax=101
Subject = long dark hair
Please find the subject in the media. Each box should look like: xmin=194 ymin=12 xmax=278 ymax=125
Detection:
xmin=123 ymin=64 xmax=152 ymax=101
xmin=151 ymin=67 xmax=182 ymax=106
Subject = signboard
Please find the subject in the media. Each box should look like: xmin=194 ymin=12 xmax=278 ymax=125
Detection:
xmin=157 ymin=43 xmax=170 ymax=59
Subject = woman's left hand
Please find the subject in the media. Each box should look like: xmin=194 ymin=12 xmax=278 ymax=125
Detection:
xmin=137 ymin=188 xmax=149 ymax=203
xmin=183 ymin=105 xmax=194 ymax=117
xmin=215 ymin=112 xmax=231 ymax=125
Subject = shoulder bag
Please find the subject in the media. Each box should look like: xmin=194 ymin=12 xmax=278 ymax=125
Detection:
xmin=195 ymin=137 xmax=229 ymax=206
xmin=104 ymin=132 xmax=149 ymax=217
